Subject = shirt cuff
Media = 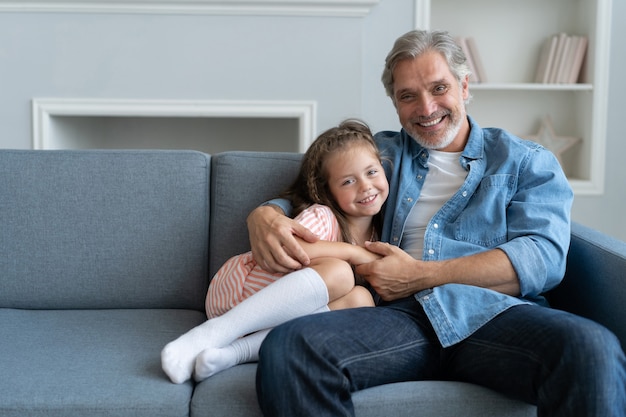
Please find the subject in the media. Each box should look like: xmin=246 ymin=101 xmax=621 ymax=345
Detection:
xmin=261 ymin=198 xmax=293 ymax=218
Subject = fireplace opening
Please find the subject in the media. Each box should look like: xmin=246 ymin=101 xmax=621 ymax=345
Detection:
xmin=47 ymin=115 xmax=300 ymax=154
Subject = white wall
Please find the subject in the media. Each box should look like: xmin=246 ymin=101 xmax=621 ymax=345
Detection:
xmin=0 ymin=7 xmax=370 ymax=149
xmin=0 ymin=0 xmax=623 ymax=240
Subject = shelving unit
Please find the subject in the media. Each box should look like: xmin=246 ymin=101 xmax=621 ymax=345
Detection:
xmin=415 ymin=0 xmax=612 ymax=195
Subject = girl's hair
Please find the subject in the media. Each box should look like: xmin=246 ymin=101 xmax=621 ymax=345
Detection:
xmin=381 ymin=29 xmax=472 ymax=104
xmin=280 ymin=119 xmax=383 ymax=244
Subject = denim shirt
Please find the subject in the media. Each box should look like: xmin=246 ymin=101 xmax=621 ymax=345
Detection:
xmin=375 ymin=116 xmax=573 ymax=347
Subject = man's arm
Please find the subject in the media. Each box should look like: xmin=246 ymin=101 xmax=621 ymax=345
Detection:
xmin=246 ymin=205 xmax=319 ymax=273
xmin=355 ymin=242 xmax=519 ymax=301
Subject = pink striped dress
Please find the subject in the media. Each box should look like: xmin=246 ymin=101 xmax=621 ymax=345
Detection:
xmin=206 ymin=204 xmax=341 ymax=319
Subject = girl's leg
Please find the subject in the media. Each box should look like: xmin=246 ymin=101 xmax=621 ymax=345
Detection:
xmin=328 ymin=285 xmax=375 ymax=310
xmin=307 ymin=257 xmax=353 ymax=299
xmin=162 ymin=267 xmax=330 ymax=384
xmin=194 ymin=306 xmax=331 ymax=381
xmin=194 ymin=284 xmax=374 ymax=382
xmin=194 ymin=328 xmax=270 ymax=381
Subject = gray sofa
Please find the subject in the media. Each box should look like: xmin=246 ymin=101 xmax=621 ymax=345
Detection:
xmin=1 ymin=149 xmax=624 ymax=417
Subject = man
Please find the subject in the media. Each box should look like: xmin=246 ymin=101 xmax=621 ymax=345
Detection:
xmin=247 ymin=30 xmax=626 ymax=416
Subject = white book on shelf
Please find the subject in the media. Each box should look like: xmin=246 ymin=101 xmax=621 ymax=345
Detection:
xmin=535 ymin=34 xmax=558 ymax=83
xmin=465 ymin=36 xmax=487 ymax=83
xmin=554 ymin=34 xmax=572 ymax=83
xmin=456 ymin=36 xmax=479 ymax=83
xmin=567 ymin=35 xmax=588 ymax=83
xmin=548 ymin=32 xmax=568 ymax=83
xmin=561 ymin=36 xmax=579 ymax=83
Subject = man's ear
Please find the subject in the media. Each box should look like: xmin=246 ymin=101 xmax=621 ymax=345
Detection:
xmin=461 ymin=74 xmax=470 ymax=101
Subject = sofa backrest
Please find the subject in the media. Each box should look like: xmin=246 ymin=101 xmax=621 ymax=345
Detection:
xmin=0 ymin=150 xmax=210 ymax=310
xmin=209 ymin=151 xmax=302 ymax=280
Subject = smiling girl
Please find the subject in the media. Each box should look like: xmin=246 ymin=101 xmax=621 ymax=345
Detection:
xmin=161 ymin=119 xmax=389 ymax=384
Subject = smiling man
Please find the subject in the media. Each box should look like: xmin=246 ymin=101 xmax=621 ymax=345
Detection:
xmin=248 ymin=30 xmax=626 ymax=417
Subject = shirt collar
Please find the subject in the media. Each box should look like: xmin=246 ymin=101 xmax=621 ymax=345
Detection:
xmin=462 ymin=115 xmax=484 ymax=161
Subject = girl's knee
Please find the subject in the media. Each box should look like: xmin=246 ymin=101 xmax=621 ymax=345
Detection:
xmin=310 ymin=258 xmax=355 ymax=299
xmin=347 ymin=285 xmax=375 ymax=308
xmin=329 ymin=285 xmax=375 ymax=310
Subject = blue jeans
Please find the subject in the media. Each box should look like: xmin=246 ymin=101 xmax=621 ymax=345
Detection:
xmin=256 ymin=298 xmax=626 ymax=416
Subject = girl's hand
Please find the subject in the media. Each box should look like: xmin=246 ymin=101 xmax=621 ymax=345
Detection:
xmin=349 ymin=245 xmax=383 ymax=266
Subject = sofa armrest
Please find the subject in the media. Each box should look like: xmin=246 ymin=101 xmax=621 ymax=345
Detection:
xmin=548 ymin=222 xmax=626 ymax=348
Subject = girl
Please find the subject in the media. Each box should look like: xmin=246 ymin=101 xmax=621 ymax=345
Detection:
xmin=161 ymin=119 xmax=389 ymax=384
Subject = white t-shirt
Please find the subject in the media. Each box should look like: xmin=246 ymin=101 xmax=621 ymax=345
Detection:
xmin=401 ymin=150 xmax=467 ymax=259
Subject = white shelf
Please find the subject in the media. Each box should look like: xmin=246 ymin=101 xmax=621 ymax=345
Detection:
xmin=470 ymin=83 xmax=593 ymax=92
xmin=416 ymin=0 xmax=612 ymax=195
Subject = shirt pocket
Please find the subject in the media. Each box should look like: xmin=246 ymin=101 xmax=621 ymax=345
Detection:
xmin=453 ymin=174 xmax=515 ymax=247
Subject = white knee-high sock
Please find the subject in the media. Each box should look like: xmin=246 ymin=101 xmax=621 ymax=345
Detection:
xmin=194 ymin=328 xmax=270 ymax=381
xmin=194 ymin=305 xmax=330 ymax=381
xmin=161 ymin=268 xmax=329 ymax=384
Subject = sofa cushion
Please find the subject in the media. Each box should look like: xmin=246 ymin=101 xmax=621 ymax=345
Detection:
xmin=0 ymin=150 xmax=210 ymax=310
xmin=0 ymin=308 xmax=205 ymax=417
xmin=191 ymin=364 xmax=262 ymax=417
xmin=191 ymin=363 xmax=536 ymax=417
xmin=209 ymin=151 xmax=302 ymax=279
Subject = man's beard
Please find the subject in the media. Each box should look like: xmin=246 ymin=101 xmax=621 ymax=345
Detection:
xmin=404 ymin=110 xmax=463 ymax=150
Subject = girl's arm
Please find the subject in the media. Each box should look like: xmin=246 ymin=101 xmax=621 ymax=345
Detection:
xmin=294 ymin=237 xmax=381 ymax=266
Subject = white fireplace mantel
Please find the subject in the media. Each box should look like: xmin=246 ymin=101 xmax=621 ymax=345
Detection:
xmin=0 ymin=0 xmax=380 ymax=17
xmin=32 ymin=98 xmax=317 ymax=152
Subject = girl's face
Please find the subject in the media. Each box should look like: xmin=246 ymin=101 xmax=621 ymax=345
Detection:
xmin=324 ymin=144 xmax=389 ymax=220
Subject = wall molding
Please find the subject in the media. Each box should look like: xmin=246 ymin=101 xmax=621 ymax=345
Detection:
xmin=0 ymin=0 xmax=380 ymax=17
xmin=32 ymin=98 xmax=317 ymax=152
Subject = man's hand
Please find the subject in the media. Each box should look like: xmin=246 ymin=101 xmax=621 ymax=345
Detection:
xmin=356 ymin=242 xmax=521 ymax=301
xmin=246 ymin=205 xmax=319 ymax=274
xmin=355 ymin=242 xmax=423 ymax=301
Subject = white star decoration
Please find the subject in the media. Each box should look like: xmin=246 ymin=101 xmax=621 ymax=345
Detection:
xmin=526 ymin=115 xmax=580 ymax=167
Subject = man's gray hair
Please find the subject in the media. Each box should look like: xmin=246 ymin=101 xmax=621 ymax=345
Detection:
xmin=381 ymin=30 xmax=472 ymax=100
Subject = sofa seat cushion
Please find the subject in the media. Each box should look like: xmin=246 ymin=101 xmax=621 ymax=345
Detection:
xmin=0 ymin=308 xmax=205 ymax=417
xmin=191 ymin=363 xmax=536 ymax=417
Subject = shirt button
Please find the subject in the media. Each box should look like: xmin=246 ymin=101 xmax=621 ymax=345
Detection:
xmin=428 ymin=249 xmax=435 ymax=255
xmin=433 ymin=223 xmax=439 ymax=229
xmin=462 ymin=191 xmax=468 ymax=197
xmin=417 ymin=175 xmax=423 ymax=180
xmin=407 ymin=197 xmax=413 ymax=202
xmin=393 ymin=236 xmax=399 ymax=242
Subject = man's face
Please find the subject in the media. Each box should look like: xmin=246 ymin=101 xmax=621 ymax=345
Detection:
xmin=392 ymin=51 xmax=470 ymax=152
